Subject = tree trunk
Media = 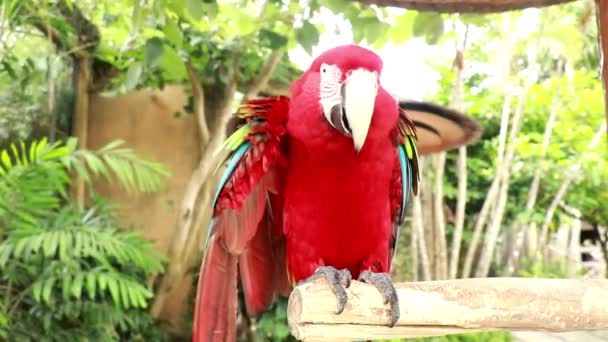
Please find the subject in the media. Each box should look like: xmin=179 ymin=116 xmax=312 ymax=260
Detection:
xmin=70 ymin=57 xmax=90 ymax=208
xmin=597 ymin=0 xmax=608 ymax=134
xmin=538 ymin=125 xmax=607 ymax=251
xmin=475 ymin=85 xmax=528 ymax=278
xmin=448 ymin=44 xmax=467 ymax=279
xmin=506 ymin=62 xmax=563 ymax=275
xmin=151 ymin=52 xmax=283 ymax=324
xmin=567 ymin=207 xmax=582 ymax=278
xmin=413 ymin=159 xmax=431 ymax=281
xmin=433 ymin=152 xmax=448 ymax=280
xmin=461 ymin=94 xmax=511 ymax=278
xmin=450 ymin=146 xmax=467 ymax=279
xmin=420 ymin=158 xmax=435 ymax=279
xmin=593 ymin=224 xmax=608 ymax=277
xmin=150 ymin=88 xmax=234 ymax=321
xmin=474 ymin=16 xmax=547 ymax=277
xmin=410 ymin=219 xmax=419 ymax=281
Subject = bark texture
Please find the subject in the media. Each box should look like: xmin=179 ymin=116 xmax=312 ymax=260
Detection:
xmin=288 ymin=278 xmax=608 ymax=341
xmin=598 ymin=0 xmax=608 ymax=135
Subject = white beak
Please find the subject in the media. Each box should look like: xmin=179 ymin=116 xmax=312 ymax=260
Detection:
xmin=343 ymin=69 xmax=378 ymax=152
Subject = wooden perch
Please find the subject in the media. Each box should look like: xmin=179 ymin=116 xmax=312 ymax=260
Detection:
xmin=287 ymin=278 xmax=608 ymax=341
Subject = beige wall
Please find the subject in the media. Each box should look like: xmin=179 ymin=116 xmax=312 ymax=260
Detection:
xmin=87 ymin=85 xmax=199 ymax=326
xmin=87 ymin=85 xmax=199 ymax=253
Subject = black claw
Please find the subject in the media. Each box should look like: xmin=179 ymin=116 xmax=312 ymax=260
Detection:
xmin=300 ymin=266 xmax=352 ymax=314
xmin=358 ymin=270 xmax=400 ymax=327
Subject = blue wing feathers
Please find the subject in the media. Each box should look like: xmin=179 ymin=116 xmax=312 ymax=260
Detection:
xmin=211 ymin=142 xmax=252 ymax=209
xmin=398 ymin=143 xmax=414 ymax=223
xmin=205 ymin=141 xmax=252 ymax=249
xmin=393 ymin=144 xmax=414 ymax=261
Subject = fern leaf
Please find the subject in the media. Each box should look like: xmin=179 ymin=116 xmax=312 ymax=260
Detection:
xmin=42 ymin=277 xmax=56 ymax=305
xmin=1 ymin=150 xmax=11 ymax=170
xmin=86 ymin=273 xmax=96 ymax=300
xmin=62 ymin=274 xmax=72 ymax=301
xmin=33 ymin=280 xmax=43 ymax=303
xmin=34 ymin=137 xmax=48 ymax=161
xmin=71 ymin=273 xmax=84 ymax=299
xmin=120 ymin=280 xmax=130 ymax=309
xmin=108 ymin=278 xmax=120 ymax=308
xmin=19 ymin=141 xmax=27 ymax=166
xmin=10 ymin=144 xmax=21 ymax=167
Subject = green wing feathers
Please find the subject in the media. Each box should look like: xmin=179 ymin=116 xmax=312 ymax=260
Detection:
xmin=398 ymin=108 xmax=420 ymax=195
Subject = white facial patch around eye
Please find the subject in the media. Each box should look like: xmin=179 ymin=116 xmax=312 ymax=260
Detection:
xmin=319 ymin=63 xmax=342 ymax=120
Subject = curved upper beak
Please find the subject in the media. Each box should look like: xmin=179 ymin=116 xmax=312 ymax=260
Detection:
xmin=329 ymin=69 xmax=378 ymax=152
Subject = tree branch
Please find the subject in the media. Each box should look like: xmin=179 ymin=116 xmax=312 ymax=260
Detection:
xmin=30 ymin=0 xmax=99 ymax=58
xmin=538 ymin=124 xmax=607 ymax=248
xmin=449 ymin=28 xmax=467 ymax=280
xmin=432 ymin=152 xmax=448 ymax=279
xmin=32 ymin=22 xmax=70 ymax=55
xmin=596 ymin=0 xmax=608 ymax=136
xmin=288 ymin=278 xmax=608 ymax=341
xmin=243 ymin=50 xmax=284 ymax=101
xmin=186 ymin=62 xmax=209 ymax=145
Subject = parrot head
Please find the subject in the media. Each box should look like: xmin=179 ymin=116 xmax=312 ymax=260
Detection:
xmin=288 ymin=44 xmax=398 ymax=155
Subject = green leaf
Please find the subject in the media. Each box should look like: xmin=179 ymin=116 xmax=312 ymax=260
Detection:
xmin=2 ymin=61 xmax=16 ymax=79
xmin=460 ymin=13 xmax=490 ymax=27
xmin=42 ymin=277 xmax=56 ymax=304
xmin=28 ymin=139 xmax=38 ymax=162
xmin=62 ymin=275 xmax=71 ymax=301
xmin=86 ymin=273 xmax=96 ymax=300
xmin=109 ymin=278 xmax=121 ymax=307
xmin=202 ymin=2 xmax=218 ymax=18
xmin=144 ymin=38 xmax=164 ymax=69
xmin=125 ymin=62 xmax=143 ymax=91
xmin=260 ymin=29 xmax=288 ymax=49
xmin=1 ymin=150 xmax=12 ymax=170
xmin=34 ymin=137 xmax=48 ymax=161
xmin=32 ymin=281 xmax=43 ymax=303
xmin=120 ymin=280 xmax=130 ymax=309
xmin=158 ymin=46 xmax=188 ymax=81
xmin=187 ymin=0 xmax=204 ymax=20
xmin=41 ymin=146 xmax=70 ymax=160
xmin=163 ymin=20 xmax=183 ymax=48
xmin=390 ymin=11 xmax=415 ymax=44
xmin=365 ymin=21 xmax=389 ymax=45
xmin=98 ymin=273 xmax=108 ymax=292
xmin=412 ymin=12 xmax=444 ymax=44
xmin=71 ymin=273 xmax=84 ymax=299
xmin=296 ymin=21 xmax=320 ymax=55
xmin=236 ymin=12 xmax=257 ymax=36
xmin=323 ymin=0 xmax=351 ymax=13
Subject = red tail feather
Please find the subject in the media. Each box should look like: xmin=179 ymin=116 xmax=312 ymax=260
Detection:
xmin=193 ymin=236 xmax=238 ymax=342
xmin=238 ymin=215 xmax=277 ymax=315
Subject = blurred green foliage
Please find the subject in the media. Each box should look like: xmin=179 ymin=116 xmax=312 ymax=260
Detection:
xmin=253 ymin=299 xmax=295 ymax=342
xmin=0 ymin=138 xmax=170 ymax=340
xmin=402 ymin=331 xmax=512 ymax=342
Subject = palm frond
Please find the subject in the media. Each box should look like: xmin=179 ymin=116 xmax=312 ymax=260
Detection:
xmin=66 ymin=138 xmax=170 ymax=194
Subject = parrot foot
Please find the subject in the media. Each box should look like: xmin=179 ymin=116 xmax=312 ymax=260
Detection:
xmin=299 ymin=266 xmax=352 ymax=314
xmin=358 ymin=270 xmax=400 ymax=327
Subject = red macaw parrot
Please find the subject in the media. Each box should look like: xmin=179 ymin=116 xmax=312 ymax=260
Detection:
xmin=193 ymin=44 xmax=419 ymax=341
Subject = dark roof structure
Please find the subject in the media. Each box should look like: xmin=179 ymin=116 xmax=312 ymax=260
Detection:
xmin=359 ymin=0 xmax=577 ymax=12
